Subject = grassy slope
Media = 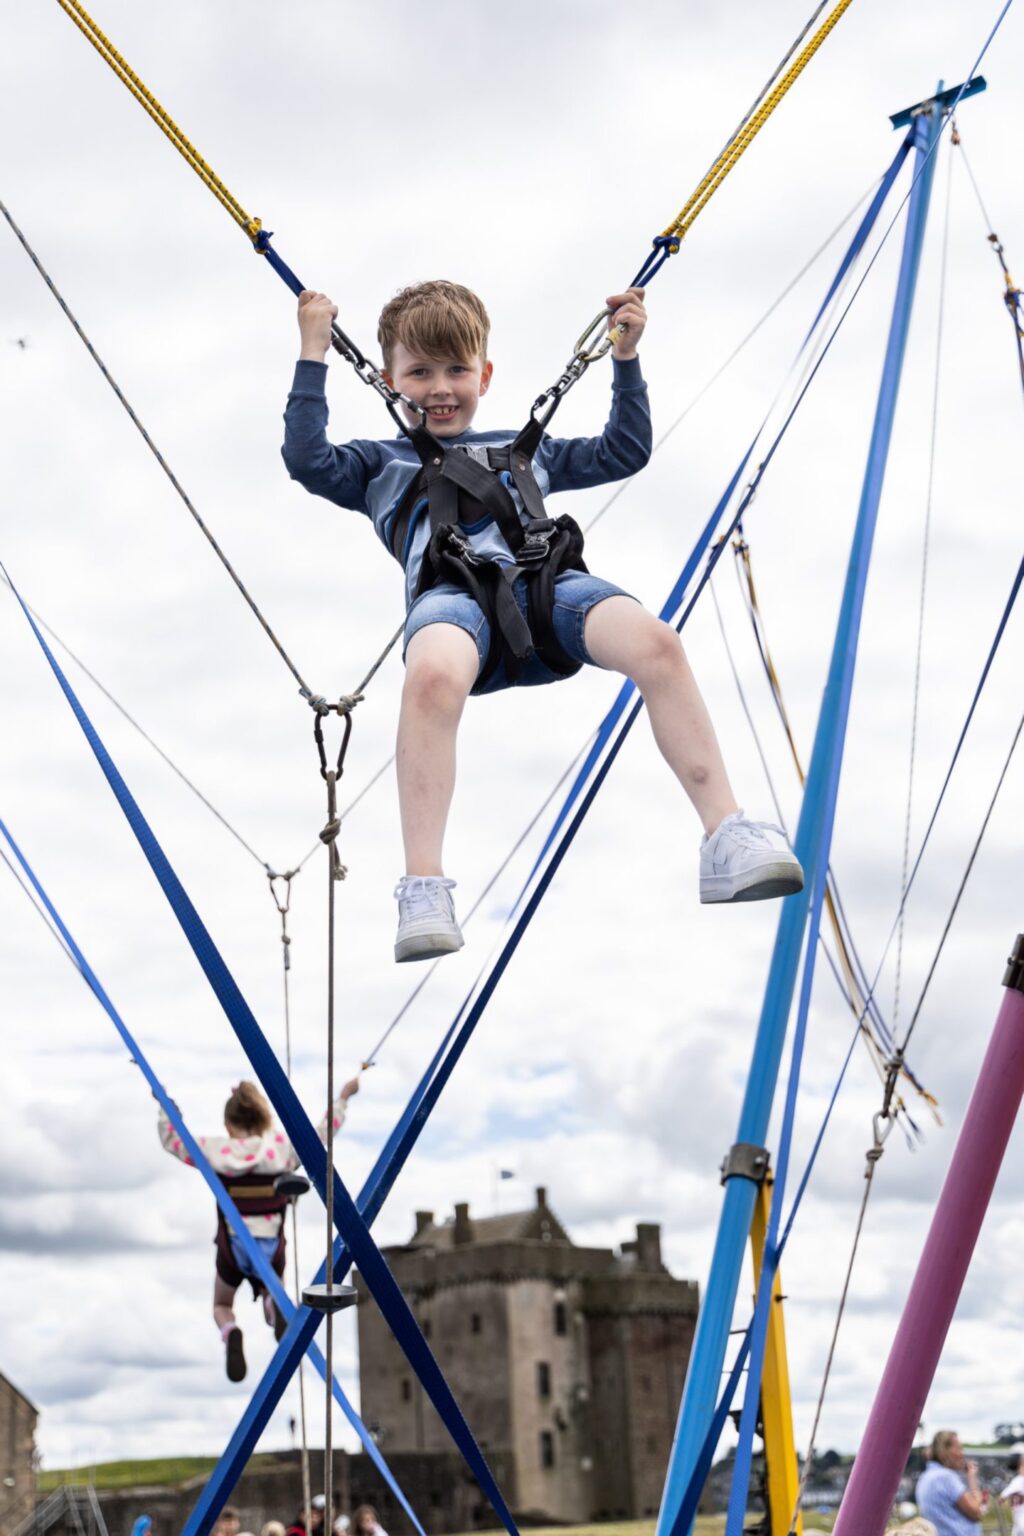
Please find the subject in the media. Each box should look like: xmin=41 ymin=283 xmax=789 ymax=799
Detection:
xmin=37 ymin=1454 xmax=287 ymax=1493
xmin=33 ymin=1491 xmax=1009 ymax=1533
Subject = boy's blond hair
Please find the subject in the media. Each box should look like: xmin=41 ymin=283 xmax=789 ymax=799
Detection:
xmin=378 ymin=280 xmax=489 ymax=370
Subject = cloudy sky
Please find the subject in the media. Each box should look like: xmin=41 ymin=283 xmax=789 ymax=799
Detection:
xmin=2 ymin=0 xmax=1023 ymax=1498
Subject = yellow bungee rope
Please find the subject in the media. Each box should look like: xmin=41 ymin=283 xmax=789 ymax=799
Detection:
xmin=55 ymin=0 xmax=862 ymax=422
xmin=56 ymin=0 xmax=856 ymax=269
xmin=56 ymin=0 xmax=263 ymax=245
xmin=662 ymin=0 xmax=857 ymax=249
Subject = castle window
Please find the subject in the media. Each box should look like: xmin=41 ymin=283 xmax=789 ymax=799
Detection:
xmin=540 ymin=1430 xmax=555 ymax=1469
xmin=641 ymin=1373 xmax=652 ymax=1392
xmin=471 ymin=1312 xmax=482 ymax=1334
xmin=553 ymin=1301 xmax=567 ymax=1335
xmin=401 ymin=1379 xmax=411 ymax=1402
xmin=536 ymin=1361 xmax=551 ymax=1399
xmin=422 ymin=1319 xmax=431 ymax=1339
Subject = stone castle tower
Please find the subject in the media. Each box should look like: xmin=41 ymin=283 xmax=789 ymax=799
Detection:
xmin=356 ymin=1188 xmax=699 ymax=1522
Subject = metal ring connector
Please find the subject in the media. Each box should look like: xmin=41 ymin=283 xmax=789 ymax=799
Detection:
xmin=574 ymin=307 xmax=616 ymax=363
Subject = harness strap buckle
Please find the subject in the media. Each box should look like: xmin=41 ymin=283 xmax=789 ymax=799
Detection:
xmin=516 ymin=519 xmax=558 ymax=568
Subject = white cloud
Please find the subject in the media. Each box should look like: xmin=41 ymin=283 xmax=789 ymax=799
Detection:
xmin=1 ymin=0 xmax=1023 ymax=1482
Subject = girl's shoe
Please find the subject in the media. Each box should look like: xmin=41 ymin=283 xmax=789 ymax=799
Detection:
xmin=700 ymin=812 xmax=804 ymax=903
xmin=394 ymin=876 xmax=464 ymax=962
xmin=224 ymin=1325 xmax=246 ymax=1382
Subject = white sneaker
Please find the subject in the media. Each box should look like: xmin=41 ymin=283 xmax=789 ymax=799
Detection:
xmin=700 ymin=812 xmax=804 ymax=904
xmin=394 ymin=875 xmax=465 ymax=963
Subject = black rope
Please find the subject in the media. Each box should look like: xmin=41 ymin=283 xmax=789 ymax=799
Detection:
xmin=266 ymin=868 xmax=314 ymax=1532
xmin=0 ymin=572 xmax=268 ymax=869
xmin=0 ymin=843 xmax=79 ymax=972
xmin=897 ymin=710 xmax=1024 ymax=1061
xmin=709 ymin=563 xmax=929 ymax=1127
xmin=321 ymin=763 xmax=345 ymax=1526
xmin=360 ymin=727 xmax=597 ymax=1069
xmin=2 ymin=195 xmax=402 ymax=730
xmin=0 ymin=196 xmax=322 ymax=702
xmin=787 ymin=1113 xmax=891 ymax=1533
xmin=581 ymin=178 xmax=880 ymax=538
xmin=952 ymin=128 xmax=1024 ymax=401
xmin=894 ymin=137 xmax=954 ymax=1031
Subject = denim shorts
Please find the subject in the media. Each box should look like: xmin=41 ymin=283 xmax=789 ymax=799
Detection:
xmin=228 ymin=1231 xmax=280 ymax=1283
xmin=404 ymin=569 xmax=635 ymax=694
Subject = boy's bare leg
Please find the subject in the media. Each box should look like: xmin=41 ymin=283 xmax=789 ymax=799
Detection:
xmin=584 ymin=597 xmax=739 ymax=835
xmin=397 ymin=623 xmax=480 ymax=874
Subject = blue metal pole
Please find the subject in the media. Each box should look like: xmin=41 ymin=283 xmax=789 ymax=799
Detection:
xmin=657 ymin=98 xmax=943 ymax=1536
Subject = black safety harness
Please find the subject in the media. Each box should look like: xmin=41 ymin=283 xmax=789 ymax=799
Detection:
xmin=317 ymin=300 xmax=623 ymax=693
xmin=388 ymin=414 xmax=589 ymax=691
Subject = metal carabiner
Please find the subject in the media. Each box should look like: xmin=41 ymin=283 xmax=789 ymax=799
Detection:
xmin=872 ymin=1110 xmax=895 ymax=1150
xmin=574 ymin=307 xmax=623 ymax=364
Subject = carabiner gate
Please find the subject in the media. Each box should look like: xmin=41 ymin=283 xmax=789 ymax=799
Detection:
xmin=574 ymin=307 xmax=622 ymax=364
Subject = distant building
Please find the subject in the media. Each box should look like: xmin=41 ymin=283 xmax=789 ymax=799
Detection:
xmin=0 ymin=1370 xmax=38 ymax=1533
xmin=356 ymin=1187 xmax=700 ymax=1522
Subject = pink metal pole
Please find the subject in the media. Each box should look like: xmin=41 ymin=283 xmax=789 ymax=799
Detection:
xmin=833 ymin=934 xmax=1024 ymax=1536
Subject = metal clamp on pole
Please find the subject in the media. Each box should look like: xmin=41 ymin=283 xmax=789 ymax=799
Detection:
xmin=1003 ymin=933 xmax=1024 ymax=993
xmin=303 ymin=1280 xmax=358 ymax=1314
xmin=720 ymin=1142 xmax=770 ymax=1186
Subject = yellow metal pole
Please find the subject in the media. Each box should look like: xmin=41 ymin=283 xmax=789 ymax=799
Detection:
xmin=750 ymin=1174 xmax=803 ymax=1536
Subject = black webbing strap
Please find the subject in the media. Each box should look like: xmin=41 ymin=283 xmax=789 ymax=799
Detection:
xmin=525 ymin=518 xmax=588 ymax=676
xmin=504 ymin=417 xmax=548 ymax=523
xmin=393 ymin=414 xmax=588 ymax=686
xmin=390 ymin=419 xmax=548 ymax=561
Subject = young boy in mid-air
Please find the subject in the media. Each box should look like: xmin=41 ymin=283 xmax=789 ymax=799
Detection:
xmin=283 ymin=280 xmax=803 ymax=963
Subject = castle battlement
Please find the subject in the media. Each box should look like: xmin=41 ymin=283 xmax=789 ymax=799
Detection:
xmin=355 ymin=1189 xmax=699 ymax=1522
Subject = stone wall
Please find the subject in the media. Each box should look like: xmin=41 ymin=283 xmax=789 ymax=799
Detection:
xmin=358 ymin=1282 xmax=514 ymax=1464
xmin=88 ymin=1450 xmax=514 ymax=1536
xmin=0 ymin=1373 xmax=38 ymax=1536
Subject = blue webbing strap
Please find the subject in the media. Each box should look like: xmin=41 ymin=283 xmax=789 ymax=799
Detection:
xmin=802 ymin=128 xmax=915 ymax=342
xmin=190 ymin=673 xmax=663 ymax=1518
xmin=514 ymin=442 xmax=760 ymax=897
xmin=668 ymin=1023 xmax=859 ymax=1534
xmin=253 ymin=233 xmax=306 ymax=299
xmin=189 ymin=120 xmax=926 ymax=1487
xmin=4 ymin=575 xmax=519 ymax=1536
xmin=725 ymin=826 xmax=834 ymax=1532
xmin=519 ymin=141 xmax=909 ymax=903
xmin=670 ymin=1331 xmax=753 ymax=1536
xmin=0 ymin=817 xmax=425 ymax=1536
xmin=723 ymin=92 xmax=963 ymax=1527
xmin=672 ymin=553 xmax=1024 ymax=1525
xmin=674 ymin=535 xmax=1024 ymax=1526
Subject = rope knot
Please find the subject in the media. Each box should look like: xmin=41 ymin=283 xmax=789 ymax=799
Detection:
xmin=335 ymin=692 xmax=365 ymax=716
xmin=305 ymin=693 xmax=333 ymax=717
xmin=320 ymin=817 xmax=341 ymax=847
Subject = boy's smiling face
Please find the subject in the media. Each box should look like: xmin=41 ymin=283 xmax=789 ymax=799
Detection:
xmin=386 ymin=340 xmax=493 ymax=437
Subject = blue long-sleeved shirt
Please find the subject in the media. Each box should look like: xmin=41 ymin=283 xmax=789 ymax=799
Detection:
xmin=282 ymin=356 xmax=652 ymax=607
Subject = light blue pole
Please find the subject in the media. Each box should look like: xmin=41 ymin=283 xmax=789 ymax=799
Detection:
xmin=657 ymin=97 xmax=943 ymax=1536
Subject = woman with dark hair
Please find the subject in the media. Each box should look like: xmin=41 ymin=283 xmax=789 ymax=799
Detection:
xmin=915 ymin=1431 xmax=988 ymax=1532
